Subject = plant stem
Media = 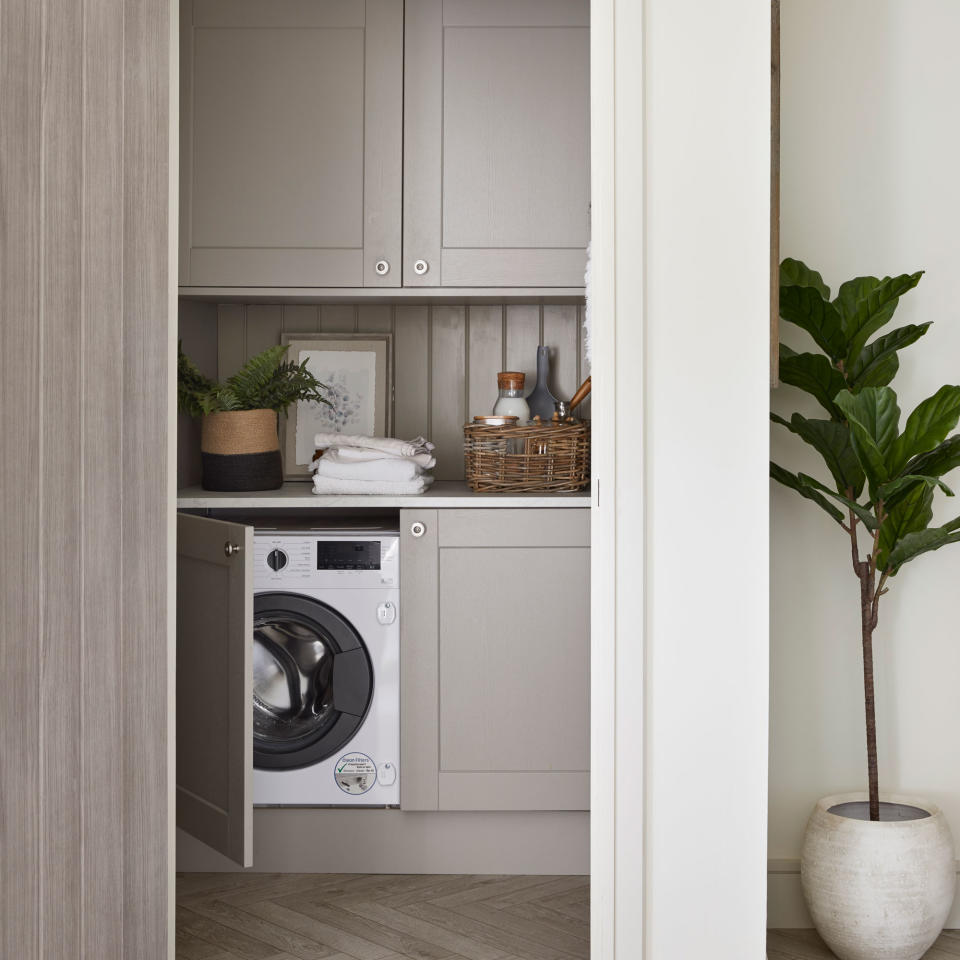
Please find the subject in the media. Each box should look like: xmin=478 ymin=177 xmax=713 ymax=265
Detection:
xmin=860 ymin=571 xmax=880 ymax=822
xmin=848 ymin=501 xmax=881 ymax=821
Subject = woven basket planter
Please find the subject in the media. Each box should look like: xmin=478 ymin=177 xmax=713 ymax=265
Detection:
xmin=200 ymin=409 xmax=283 ymax=491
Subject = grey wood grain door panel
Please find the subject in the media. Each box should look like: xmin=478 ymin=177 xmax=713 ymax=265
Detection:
xmin=0 ymin=0 xmax=171 ymax=952
xmin=181 ymin=0 xmax=402 ymax=288
xmin=403 ymin=0 xmax=590 ymax=287
xmin=177 ymin=515 xmax=254 ymax=866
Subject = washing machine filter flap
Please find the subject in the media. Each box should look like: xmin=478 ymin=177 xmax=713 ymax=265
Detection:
xmin=252 ymin=591 xmax=374 ymax=771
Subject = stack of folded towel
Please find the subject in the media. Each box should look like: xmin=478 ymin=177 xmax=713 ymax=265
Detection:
xmin=311 ymin=433 xmax=436 ymax=496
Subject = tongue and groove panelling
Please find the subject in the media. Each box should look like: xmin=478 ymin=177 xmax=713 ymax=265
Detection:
xmin=210 ymin=301 xmax=589 ymax=481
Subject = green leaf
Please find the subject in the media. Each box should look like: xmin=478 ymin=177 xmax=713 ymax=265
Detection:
xmin=796 ymin=473 xmax=878 ymax=529
xmin=901 ymin=435 xmax=960 ymax=481
xmin=848 ymin=323 xmax=932 ymax=389
xmin=833 ymin=276 xmax=881 ymax=328
xmin=879 ymin=474 xmax=953 ymax=508
xmin=780 ymin=258 xmax=830 ymax=299
xmin=770 ymin=462 xmax=845 ymax=525
xmin=834 ymin=387 xmax=901 ymax=495
xmin=771 ymin=413 xmax=864 ymax=497
xmin=844 ymin=271 xmax=924 ymax=367
xmin=778 ymin=346 xmax=847 ymax=419
xmin=878 ymin=483 xmax=935 ymax=570
xmin=884 ymin=524 xmax=960 ymax=573
xmin=886 ymin=385 xmax=960 ymax=476
xmin=780 ymin=285 xmax=847 ymax=360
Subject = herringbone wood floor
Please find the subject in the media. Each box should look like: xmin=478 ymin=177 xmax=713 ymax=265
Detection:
xmin=767 ymin=928 xmax=960 ymax=959
xmin=176 ymin=873 xmax=590 ymax=960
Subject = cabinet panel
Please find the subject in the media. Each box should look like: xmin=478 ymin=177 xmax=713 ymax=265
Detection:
xmin=439 ymin=547 xmax=589 ymax=798
xmin=399 ymin=509 xmax=440 ymax=810
xmin=400 ymin=509 xmax=590 ymax=812
xmin=439 ymin=508 xmax=590 ymax=547
xmin=404 ymin=0 xmax=590 ymax=287
xmin=181 ymin=0 xmax=402 ymax=288
xmin=176 ymin=514 xmax=253 ymax=866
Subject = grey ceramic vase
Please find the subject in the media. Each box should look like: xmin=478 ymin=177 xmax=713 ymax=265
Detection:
xmin=526 ymin=345 xmax=558 ymax=420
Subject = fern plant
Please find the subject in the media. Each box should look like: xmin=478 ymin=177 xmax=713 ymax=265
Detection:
xmin=178 ymin=344 xmax=330 ymax=417
xmin=772 ymin=259 xmax=960 ymax=821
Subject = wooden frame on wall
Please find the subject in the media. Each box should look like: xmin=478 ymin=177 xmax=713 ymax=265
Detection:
xmin=279 ymin=332 xmax=394 ymax=480
xmin=771 ymin=0 xmax=781 ymax=386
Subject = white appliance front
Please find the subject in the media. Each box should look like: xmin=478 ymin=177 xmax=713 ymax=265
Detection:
xmin=251 ymin=530 xmax=399 ymax=807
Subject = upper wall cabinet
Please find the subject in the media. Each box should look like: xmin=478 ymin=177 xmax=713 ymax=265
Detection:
xmin=403 ymin=0 xmax=590 ymax=288
xmin=180 ymin=0 xmax=589 ymax=291
xmin=179 ymin=0 xmax=403 ymax=288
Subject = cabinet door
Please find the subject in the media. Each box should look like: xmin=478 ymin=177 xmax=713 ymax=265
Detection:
xmin=400 ymin=509 xmax=590 ymax=811
xmin=404 ymin=0 xmax=590 ymax=288
xmin=180 ymin=0 xmax=403 ymax=288
xmin=176 ymin=514 xmax=253 ymax=866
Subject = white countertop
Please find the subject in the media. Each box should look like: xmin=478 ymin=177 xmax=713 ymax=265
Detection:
xmin=177 ymin=480 xmax=591 ymax=510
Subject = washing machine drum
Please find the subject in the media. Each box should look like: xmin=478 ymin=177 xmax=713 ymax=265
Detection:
xmin=252 ymin=592 xmax=374 ymax=770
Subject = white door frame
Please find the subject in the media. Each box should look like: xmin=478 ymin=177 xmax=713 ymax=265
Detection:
xmin=589 ymin=2 xmax=772 ymax=957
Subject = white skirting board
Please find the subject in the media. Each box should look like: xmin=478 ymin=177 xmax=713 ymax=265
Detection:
xmin=177 ymin=810 xmax=589 ymax=874
xmin=767 ymin=860 xmax=960 ymax=928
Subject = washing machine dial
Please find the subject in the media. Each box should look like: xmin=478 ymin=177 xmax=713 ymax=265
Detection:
xmin=266 ymin=548 xmax=288 ymax=571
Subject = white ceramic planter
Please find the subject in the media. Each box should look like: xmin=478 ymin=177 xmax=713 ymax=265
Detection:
xmin=801 ymin=793 xmax=956 ymax=960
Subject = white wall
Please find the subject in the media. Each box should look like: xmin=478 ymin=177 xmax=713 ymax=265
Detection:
xmin=770 ymin=0 xmax=960 ymax=927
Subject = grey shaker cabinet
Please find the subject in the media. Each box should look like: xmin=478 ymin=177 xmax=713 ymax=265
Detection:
xmin=176 ymin=513 xmax=254 ymax=867
xmin=403 ymin=0 xmax=591 ymax=288
xmin=180 ymin=0 xmax=589 ymax=291
xmin=400 ymin=509 xmax=590 ymax=811
xmin=179 ymin=0 xmax=403 ymax=288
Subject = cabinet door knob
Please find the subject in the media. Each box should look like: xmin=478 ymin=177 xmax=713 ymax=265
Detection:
xmin=410 ymin=521 xmax=426 ymax=539
xmin=374 ymin=259 xmax=390 ymax=276
xmin=224 ymin=541 xmax=243 ymax=558
xmin=413 ymin=259 xmax=429 ymax=276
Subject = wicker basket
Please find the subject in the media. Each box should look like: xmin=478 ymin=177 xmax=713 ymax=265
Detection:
xmin=463 ymin=420 xmax=590 ymax=492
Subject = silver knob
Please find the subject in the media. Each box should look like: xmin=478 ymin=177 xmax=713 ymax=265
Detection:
xmin=413 ymin=259 xmax=429 ymax=276
xmin=410 ymin=521 xmax=426 ymax=539
xmin=375 ymin=259 xmax=390 ymax=276
xmin=224 ymin=541 xmax=243 ymax=558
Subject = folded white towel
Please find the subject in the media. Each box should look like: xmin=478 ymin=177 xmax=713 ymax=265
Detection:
xmin=313 ymin=433 xmax=435 ymax=459
xmin=312 ymin=475 xmax=434 ymax=496
xmin=327 ymin=446 xmax=437 ymax=469
xmin=314 ymin=457 xmax=423 ymax=482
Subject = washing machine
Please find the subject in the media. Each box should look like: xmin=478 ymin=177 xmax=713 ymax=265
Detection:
xmin=251 ymin=525 xmax=399 ymax=806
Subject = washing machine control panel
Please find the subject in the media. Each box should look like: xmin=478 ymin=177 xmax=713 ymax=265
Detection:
xmin=254 ymin=533 xmax=399 ymax=587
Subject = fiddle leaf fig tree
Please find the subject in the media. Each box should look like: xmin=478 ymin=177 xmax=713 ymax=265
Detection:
xmin=771 ymin=259 xmax=960 ymax=821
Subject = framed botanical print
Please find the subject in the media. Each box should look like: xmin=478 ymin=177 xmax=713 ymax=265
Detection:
xmin=280 ymin=333 xmax=393 ymax=480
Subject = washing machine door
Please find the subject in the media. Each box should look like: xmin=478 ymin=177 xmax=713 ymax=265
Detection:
xmin=252 ymin=592 xmax=374 ymax=770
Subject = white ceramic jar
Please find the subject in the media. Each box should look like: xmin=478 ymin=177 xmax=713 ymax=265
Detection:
xmin=493 ymin=371 xmax=530 ymax=421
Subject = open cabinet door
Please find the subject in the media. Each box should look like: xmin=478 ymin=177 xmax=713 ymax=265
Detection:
xmin=176 ymin=513 xmax=253 ymax=866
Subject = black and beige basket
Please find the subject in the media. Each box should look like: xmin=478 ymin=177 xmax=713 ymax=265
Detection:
xmin=463 ymin=420 xmax=590 ymax=492
xmin=200 ymin=409 xmax=283 ymax=491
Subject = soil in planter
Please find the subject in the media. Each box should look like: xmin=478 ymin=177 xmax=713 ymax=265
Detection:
xmin=828 ymin=800 xmax=931 ymax=821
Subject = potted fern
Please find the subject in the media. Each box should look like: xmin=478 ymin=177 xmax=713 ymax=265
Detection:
xmin=179 ymin=344 xmax=328 ymax=491
xmin=772 ymin=259 xmax=959 ymax=960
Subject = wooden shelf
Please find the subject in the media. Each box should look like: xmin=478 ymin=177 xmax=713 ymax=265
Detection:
xmin=177 ymin=480 xmax=591 ymax=511
xmin=178 ymin=287 xmax=586 ymax=305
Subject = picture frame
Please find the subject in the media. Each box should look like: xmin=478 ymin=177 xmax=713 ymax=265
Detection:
xmin=280 ymin=333 xmax=394 ymax=481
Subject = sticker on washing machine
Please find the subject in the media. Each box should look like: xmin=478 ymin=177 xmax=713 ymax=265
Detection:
xmin=334 ymin=752 xmax=377 ymax=795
